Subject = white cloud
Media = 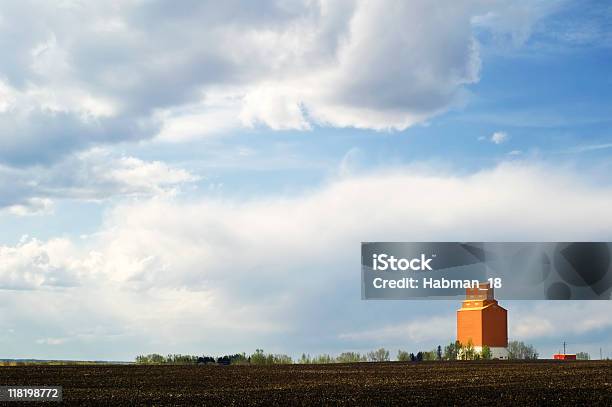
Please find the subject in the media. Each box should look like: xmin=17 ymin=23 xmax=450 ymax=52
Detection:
xmin=238 ymin=0 xmax=484 ymax=131
xmin=0 ymin=237 xmax=80 ymax=290
xmin=2 ymin=162 xmax=612 ymax=356
xmin=6 ymin=198 xmax=53 ymax=216
xmin=510 ymin=302 xmax=612 ymax=339
xmin=154 ymin=90 xmax=245 ymax=142
xmin=101 ymin=156 xmax=195 ymax=195
xmin=491 ymin=131 xmax=509 ymax=144
xmin=0 ymin=1 xmax=552 ymax=163
xmin=79 ymin=162 xmax=612 ymax=293
xmin=0 ymin=148 xmax=196 ymax=214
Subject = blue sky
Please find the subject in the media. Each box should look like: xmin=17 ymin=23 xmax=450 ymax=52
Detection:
xmin=1 ymin=0 xmax=612 ymax=361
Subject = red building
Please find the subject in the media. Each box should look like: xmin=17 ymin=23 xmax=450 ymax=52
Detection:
xmin=553 ymin=354 xmax=577 ymax=360
xmin=457 ymin=282 xmax=508 ymax=359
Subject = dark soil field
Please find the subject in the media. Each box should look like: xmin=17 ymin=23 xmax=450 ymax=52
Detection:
xmin=1 ymin=360 xmax=611 ymax=406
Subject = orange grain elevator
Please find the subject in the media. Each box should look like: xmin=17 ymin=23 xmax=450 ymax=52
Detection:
xmin=457 ymin=282 xmax=508 ymax=359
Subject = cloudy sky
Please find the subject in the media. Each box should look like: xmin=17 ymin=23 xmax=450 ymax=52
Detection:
xmin=1 ymin=0 xmax=612 ymax=361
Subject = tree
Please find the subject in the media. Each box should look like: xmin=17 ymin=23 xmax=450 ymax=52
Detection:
xmin=250 ymin=349 xmax=267 ymax=365
xmin=460 ymin=340 xmax=476 ymax=360
xmin=249 ymin=349 xmax=292 ymax=365
xmin=135 ymin=354 xmax=166 ymax=364
xmin=444 ymin=341 xmax=458 ymax=360
xmin=215 ymin=353 xmax=248 ymax=365
xmin=273 ymin=354 xmax=293 ymax=364
xmin=422 ymin=350 xmax=437 ymax=361
xmin=367 ymin=348 xmax=390 ymax=362
xmin=576 ymin=352 xmax=590 ymax=360
xmin=397 ymin=350 xmax=410 ymax=362
xmin=312 ymin=354 xmax=333 ymax=364
xmin=299 ymin=353 xmax=311 ymax=364
xmin=481 ymin=345 xmax=492 ymax=360
xmin=336 ymin=352 xmax=366 ymax=363
xmin=197 ymin=356 xmax=216 ymax=364
xmin=507 ymin=341 xmax=538 ymax=360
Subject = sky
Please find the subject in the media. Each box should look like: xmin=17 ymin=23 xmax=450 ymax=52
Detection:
xmin=1 ymin=0 xmax=612 ymax=361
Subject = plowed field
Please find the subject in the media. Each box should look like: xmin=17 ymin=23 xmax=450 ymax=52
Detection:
xmin=1 ymin=360 xmax=611 ymax=405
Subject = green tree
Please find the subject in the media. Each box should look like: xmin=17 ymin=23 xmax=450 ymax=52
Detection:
xmin=507 ymin=341 xmax=538 ymax=360
xmin=166 ymin=354 xmax=199 ymax=364
xmin=229 ymin=353 xmax=249 ymax=365
xmin=250 ymin=349 xmax=268 ymax=365
xmin=422 ymin=350 xmax=437 ymax=361
xmin=461 ymin=340 xmax=476 ymax=360
xmin=367 ymin=348 xmax=390 ymax=362
xmin=336 ymin=352 xmax=366 ymax=363
xmin=481 ymin=345 xmax=492 ymax=360
xmin=135 ymin=353 xmax=166 ymax=364
xmin=443 ymin=341 xmax=458 ymax=360
xmin=397 ymin=350 xmax=411 ymax=361
xmin=249 ymin=349 xmax=292 ymax=365
xmin=273 ymin=354 xmax=293 ymax=364
xmin=312 ymin=354 xmax=333 ymax=364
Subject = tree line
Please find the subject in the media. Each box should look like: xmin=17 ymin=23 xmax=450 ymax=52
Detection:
xmin=298 ymin=349 xmax=388 ymax=364
xmin=135 ymin=341 xmax=540 ymax=365
xmin=135 ymin=350 xmax=292 ymax=365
